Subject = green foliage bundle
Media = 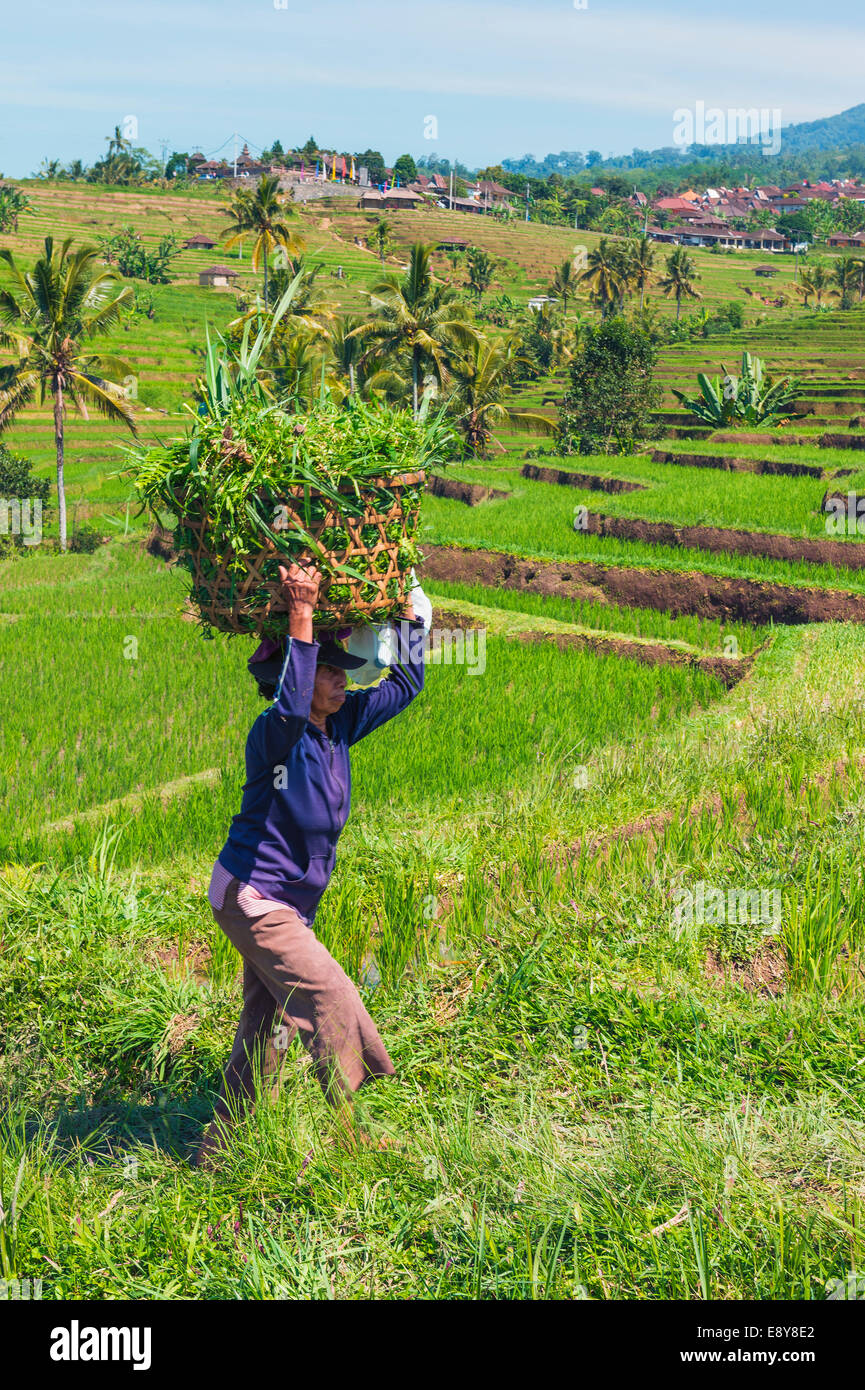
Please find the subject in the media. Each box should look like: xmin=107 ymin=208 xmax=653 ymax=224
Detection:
xmin=129 ymin=285 xmax=456 ymax=632
xmin=131 ymin=396 xmax=453 ymax=632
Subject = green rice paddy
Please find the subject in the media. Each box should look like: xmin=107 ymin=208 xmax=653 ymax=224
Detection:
xmin=2 ymin=184 xmax=865 ymax=1303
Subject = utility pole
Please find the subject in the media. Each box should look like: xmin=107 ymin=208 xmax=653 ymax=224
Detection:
xmin=159 ymin=138 xmax=170 ymax=175
xmin=525 ymin=181 xmax=530 ymax=223
xmin=233 ymin=133 xmax=238 ymax=179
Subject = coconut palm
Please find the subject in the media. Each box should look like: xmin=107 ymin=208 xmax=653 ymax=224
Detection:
xmin=223 ymin=174 xmax=304 ymax=304
xmin=262 ymin=254 xmax=332 ymax=330
xmin=659 ymin=247 xmax=701 ymax=320
xmin=549 ymin=257 xmax=579 ymax=316
xmin=0 ymin=237 xmax=135 ymax=550
xmin=795 ymin=268 xmax=817 ymax=307
xmin=444 ymin=335 xmax=556 ymax=455
xmin=465 ymin=247 xmax=499 ymax=301
xmin=348 ymin=242 xmax=477 ymax=416
xmin=578 ymin=237 xmax=628 ymax=318
xmin=366 ymin=218 xmax=394 ymax=264
xmin=328 ymin=313 xmax=365 ymax=396
xmin=270 ymin=326 xmax=338 ymax=409
xmin=831 ymin=256 xmax=860 ymax=310
xmin=628 ymin=235 xmax=657 ymax=312
xmin=106 ymin=125 xmax=133 ymax=161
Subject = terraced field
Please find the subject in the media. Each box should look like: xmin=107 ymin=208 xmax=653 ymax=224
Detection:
xmin=2 ymin=184 xmax=864 ymax=1303
xmin=5 ymin=182 xmax=850 ymax=520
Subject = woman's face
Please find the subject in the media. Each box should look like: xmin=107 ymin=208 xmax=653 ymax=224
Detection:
xmin=313 ymin=663 xmax=348 ymax=714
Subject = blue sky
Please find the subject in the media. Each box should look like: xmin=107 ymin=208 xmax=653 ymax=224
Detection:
xmin=2 ymin=0 xmax=863 ymax=176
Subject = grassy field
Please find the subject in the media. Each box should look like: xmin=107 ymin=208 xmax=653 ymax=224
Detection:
xmin=2 ymin=181 xmax=865 ymax=1303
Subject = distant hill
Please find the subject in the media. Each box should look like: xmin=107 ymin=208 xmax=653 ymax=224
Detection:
xmin=500 ymin=105 xmax=865 ymax=176
xmin=777 ymin=103 xmax=865 ymax=153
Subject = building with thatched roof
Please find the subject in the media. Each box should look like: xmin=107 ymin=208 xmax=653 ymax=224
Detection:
xmin=199 ymin=265 xmax=239 ymax=287
xmin=183 ymin=233 xmax=217 ymax=249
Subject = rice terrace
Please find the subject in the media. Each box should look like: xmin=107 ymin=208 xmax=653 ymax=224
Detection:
xmin=2 ymin=13 xmax=865 ymax=1328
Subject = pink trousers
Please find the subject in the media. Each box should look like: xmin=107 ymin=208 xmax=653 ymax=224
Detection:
xmin=199 ymin=876 xmax=394 ymax=1156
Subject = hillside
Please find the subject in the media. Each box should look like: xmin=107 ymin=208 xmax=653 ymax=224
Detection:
xmin=500 ymin=103 xmax=865 ymax=174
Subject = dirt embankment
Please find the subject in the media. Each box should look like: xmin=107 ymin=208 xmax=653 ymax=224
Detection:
xmin=819 ymin=433 xmax=865 ymax=450
xmin=709 ymin=431 xmax=865 ymax=449
xmin=419 ymin=543 xmax=865 ymax=625
xmin=429 ymin=475 xmax=510 ymax=505
xmin=584 ymin=513 xmax=865 ymax=571
xmin=650 ymin=449 xmax=831 ymax=480
xmin=521 ymin=464 xmax=645 ymax=494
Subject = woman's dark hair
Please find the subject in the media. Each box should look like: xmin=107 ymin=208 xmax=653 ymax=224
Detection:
xmin=256 ymin=679 xmax=277 ymax=701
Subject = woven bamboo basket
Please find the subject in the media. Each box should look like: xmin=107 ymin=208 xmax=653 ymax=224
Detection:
xmin=173 ymin=469 xmax=425 ymax=636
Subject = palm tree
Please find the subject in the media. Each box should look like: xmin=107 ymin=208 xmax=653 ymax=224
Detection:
xmin=578 ymin=237 xmax=627 ymax=318
xmin=328 ymin=313 xmax=365 ymax=396
xmin=831 ymin=256 xmax=859 ymax=310
xmin=105 ymin=125 xmax=133 ymax=160
xmin=223 ymin=174 xmax=303 ymax=304
xmin=445 ymin=335 xmax=556 ymax=455
xmin=348 ymin=242 xmax=477 ymax=416
xmin=795 ymin=269 xmax=817 ymax=307
xmin=366 ymin=218 xmax=394 ymax=264
xmin=271 ymin=326 xmax=337 ymax=409
xmin=465 ymin=247 xmax=499 ymax=301
xmin=659 ymin=247 xmax=701 ymax=320
xmin=0 ymin=237 xmax=135 ymax=550
xmin=807 ymin=261 xmax=829 ymax=307
xmin=549 ymin=257 xmax=579 ymax=315
xmin=262 ymin=254 xmax=332 ymax=329
xmin=628 ymin=235 xmax=656 ymax=311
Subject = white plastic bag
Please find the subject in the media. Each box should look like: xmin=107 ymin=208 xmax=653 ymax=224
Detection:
xmin=346 ymin=570 xmax=431 ymax=686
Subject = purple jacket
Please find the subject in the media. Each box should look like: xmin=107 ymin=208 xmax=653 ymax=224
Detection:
xmin=217 ymin=619 xmax=425 ymax=923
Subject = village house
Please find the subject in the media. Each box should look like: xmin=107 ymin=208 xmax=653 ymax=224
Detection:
xmin=828 ymin=232 xmax=865 ymax=248
xmin=448 ymin=195 xmax=486 ymax=215
xmin=649 ymin=222 xmax=786 ymax=252
xmin=466 ymin=179 xmax=513 ymax=209
xmin=358 ymin=187 xmax=423 ymax=210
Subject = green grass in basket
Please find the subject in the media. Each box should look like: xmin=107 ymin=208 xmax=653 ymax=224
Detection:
xmin=127 ymin=395 xmax=457 ymax=633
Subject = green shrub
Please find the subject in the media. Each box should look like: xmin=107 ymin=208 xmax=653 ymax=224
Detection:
xmin=69 ymin=525 xmax=102 ymax=554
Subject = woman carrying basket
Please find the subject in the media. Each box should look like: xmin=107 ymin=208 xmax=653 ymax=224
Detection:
xmin=194 ymin=561 xmax=427 ymax=1167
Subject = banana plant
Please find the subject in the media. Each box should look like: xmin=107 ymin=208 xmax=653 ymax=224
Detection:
xmin=673 ymin=352 xmax=799 ymax=429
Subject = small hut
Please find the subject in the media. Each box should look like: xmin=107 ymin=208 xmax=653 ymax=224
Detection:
xmin=183 ymin=233 xmax=217 ymax=249
xmin=199 ymin=265 xmax=239 ymax=288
